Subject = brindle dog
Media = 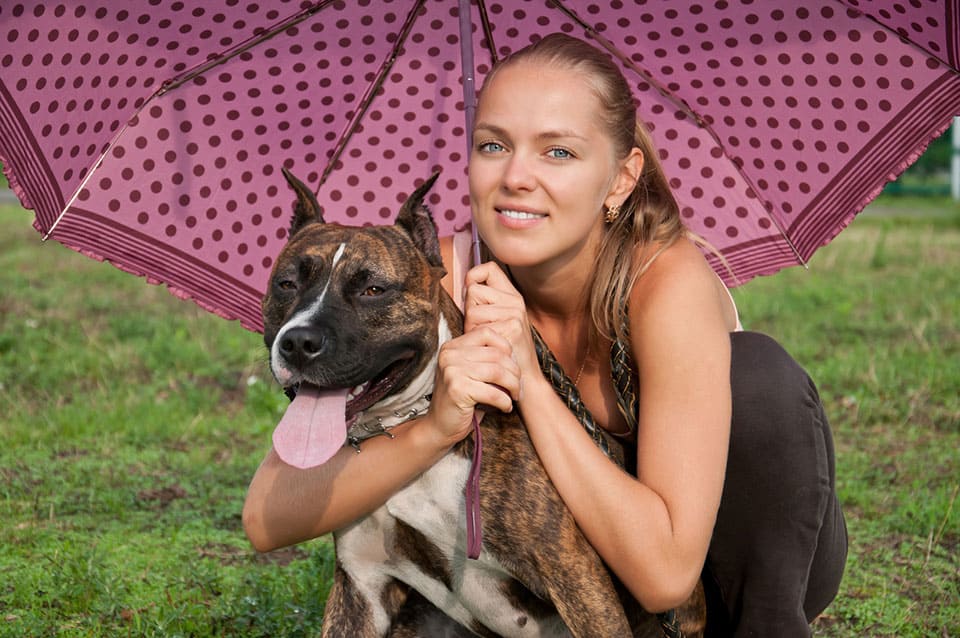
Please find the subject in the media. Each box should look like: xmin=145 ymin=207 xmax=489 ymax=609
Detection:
xmin=261 ymin=169 xmax=705 ymax=637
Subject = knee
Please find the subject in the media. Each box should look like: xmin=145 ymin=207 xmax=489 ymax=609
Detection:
xmin=727 ymin=332 xmax=827 ymax=463
xmin=730 ymin=332 xmax=813 ymax=406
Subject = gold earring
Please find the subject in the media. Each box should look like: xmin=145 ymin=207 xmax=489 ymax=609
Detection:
xmin=604 ymin=204 xmax=621 ymax=223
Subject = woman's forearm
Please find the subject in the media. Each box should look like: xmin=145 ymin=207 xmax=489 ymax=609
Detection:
xmin=515 ymin=376 xmax=704 ymax=612
xmin=242 ymin=415 xmax=454 ymax=552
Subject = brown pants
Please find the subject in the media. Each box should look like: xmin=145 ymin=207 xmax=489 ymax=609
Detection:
xmin=703 ymin=332 xmax=848 ymax=637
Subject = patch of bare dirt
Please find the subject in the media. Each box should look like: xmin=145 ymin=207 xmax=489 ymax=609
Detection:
xmin=136 ymin=483 xmax=187 ymax=507
xmin=197 ymin=542 xmax=308 ymax=566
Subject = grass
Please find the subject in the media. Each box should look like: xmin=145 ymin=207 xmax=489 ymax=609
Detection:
xmin=0 ymin=202 xmax=333 ymax=636
xmin=731 ymin=198 xmax=960 ymax=636
xmin=1 ymin=196 xmax=958 ymax=636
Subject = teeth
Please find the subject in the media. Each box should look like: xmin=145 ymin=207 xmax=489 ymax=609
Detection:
xmin=347 ymin=382 xmax=369 ymax=401
xmin=499 ymin=209 xmax=545 ymax=220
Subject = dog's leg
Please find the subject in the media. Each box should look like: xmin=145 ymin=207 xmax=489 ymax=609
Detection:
xmin=321 ymin=563 xmax=410 ymax=638
xmin=320 ymin=564 xmax=377 ymax=637
xmin=478 ymin=422 xmax=639 ymax=637
xmin=539 ymin=546 xmax=637 ymax=637
xmin=387 ymin=590 xmax=486 ymax=638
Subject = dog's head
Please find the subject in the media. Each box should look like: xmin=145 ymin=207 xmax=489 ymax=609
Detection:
xmin=262 ymin=169 xmax=446 ymax=419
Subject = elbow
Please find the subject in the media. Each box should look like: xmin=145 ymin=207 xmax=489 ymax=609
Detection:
xmin=634 ymin=566 xmax=703 ymax=614
xmin=242 ymin=496 xmax=279 ymax=554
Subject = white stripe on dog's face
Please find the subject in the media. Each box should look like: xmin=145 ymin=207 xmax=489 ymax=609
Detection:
xmin=270 ymin=242 xmax=347 ymax=385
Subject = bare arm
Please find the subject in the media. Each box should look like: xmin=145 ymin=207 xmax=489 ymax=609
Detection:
xmin=242 ymin=417 xmax=455 ymax=552
xmin=467 ymin=240 xmax=731 ymax=611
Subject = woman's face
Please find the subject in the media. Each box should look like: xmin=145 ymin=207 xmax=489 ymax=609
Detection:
xmin=468 ymin=61 xmax=630 ymax=271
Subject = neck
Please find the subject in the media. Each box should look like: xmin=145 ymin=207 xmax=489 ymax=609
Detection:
xmin=504 ymin=225 xmax=602 ymax=320
xmin=509 ymin=260 xmax=592 ymax=322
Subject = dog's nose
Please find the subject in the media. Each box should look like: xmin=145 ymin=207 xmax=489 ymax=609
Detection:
xmin=278 ymin=326 xmax=328 ymax=369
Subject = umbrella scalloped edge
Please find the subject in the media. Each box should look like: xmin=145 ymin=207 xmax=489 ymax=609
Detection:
xmin=65 ymin=239 xmax=265 ymax=333
xmin=0 ymin=152 xmax=35 ymax=213
xmin=821 ymin=115 xmax=957 ymax=256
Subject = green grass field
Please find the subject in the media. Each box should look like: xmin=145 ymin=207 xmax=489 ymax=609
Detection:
xmin=1 ymin=196 xmax=958 ymax=636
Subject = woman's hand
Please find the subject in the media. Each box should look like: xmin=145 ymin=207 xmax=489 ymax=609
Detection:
xmin=428 ymin=318 xmax=521 ymax=446
xmin=462 ymin=263 xmax=542 ymax=386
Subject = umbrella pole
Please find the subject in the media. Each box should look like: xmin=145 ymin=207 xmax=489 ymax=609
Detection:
xmin=458 ymin=0 xmax=482 ymax=266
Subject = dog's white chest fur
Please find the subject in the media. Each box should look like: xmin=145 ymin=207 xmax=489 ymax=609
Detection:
xmin=336 ymin=453 xmax=569 ymax=637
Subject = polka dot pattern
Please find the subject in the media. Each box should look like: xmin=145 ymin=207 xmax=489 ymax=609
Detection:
xmin=1 ymin=0 xmax=958 ymax=330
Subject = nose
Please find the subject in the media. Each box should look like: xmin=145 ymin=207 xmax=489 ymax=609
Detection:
xmin=278 ymin=326 xmax=329 ymax=370
xmin=501 ymin=152 xmax=536 ymax=192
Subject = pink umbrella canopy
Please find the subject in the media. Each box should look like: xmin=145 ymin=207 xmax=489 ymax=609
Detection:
xmin=2 ymin=0 xmax=958 ymax=332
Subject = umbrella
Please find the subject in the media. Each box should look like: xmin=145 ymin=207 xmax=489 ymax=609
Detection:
xmin=2 ymin=0 xmax=958 ymax=332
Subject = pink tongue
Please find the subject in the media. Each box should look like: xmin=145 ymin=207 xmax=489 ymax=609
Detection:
xmin=272 ymin=385 xmax=349 ymax=469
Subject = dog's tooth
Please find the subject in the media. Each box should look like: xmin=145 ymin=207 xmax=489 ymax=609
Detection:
xmin=348 ymin=382 xmax=369 ymax=401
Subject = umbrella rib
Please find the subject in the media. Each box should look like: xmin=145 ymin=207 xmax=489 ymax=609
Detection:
xmin=830 ymin=0 xmax=960 ymax=74
xmin=44 ymin=1 xmax=337 ymax=240
xmin=549 ymin=0 xmax=807 ymax=270
xmin=476 ymin=0 xmax=499 ymax=66
xmin=549 ymin=1 xmax=707 ymax=129
xmin=155 ymin=1 xmax=337 ymax=97
xmin=318 ymin=0 xmax=427 ymax=192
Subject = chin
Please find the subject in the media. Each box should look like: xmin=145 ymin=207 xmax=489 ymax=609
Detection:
xmin=486 ymin=242 xmax=551 ymax=269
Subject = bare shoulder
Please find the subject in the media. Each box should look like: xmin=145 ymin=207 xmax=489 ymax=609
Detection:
xmin=630 ymin=238 xmax=737 ymax=333
xmin=630 ymin=238 xmax=723 ymax=316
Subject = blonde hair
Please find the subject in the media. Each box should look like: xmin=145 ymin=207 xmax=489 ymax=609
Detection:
xmin=482 ymin=33 xmax=686 ymax=346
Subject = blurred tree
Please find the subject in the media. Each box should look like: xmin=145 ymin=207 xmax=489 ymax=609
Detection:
xmin=906 ymin=125 xmax=951 ymax=176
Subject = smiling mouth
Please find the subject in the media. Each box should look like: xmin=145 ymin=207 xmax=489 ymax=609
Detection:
xmin=497 ymin=208 xmax=547 ymax=220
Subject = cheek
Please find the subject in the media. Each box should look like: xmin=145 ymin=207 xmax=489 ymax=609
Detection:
xmin=468 ymin=164 xmax=498 ymax=225
xmin=554 ymin=180 xmax=603 ymax=219
xmin=468 ymin=160 xmax=492 ymax=200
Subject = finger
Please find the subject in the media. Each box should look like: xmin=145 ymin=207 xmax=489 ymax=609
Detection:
xmin=439 ymin=335 xmax=521 ymax=387
xmin=465 ymin=262 xmax=520 ymax=296
xmin=439 ymin=343 xmax=521 ymax=383
xmin=463 ymin=283 xmax=518 ymax=313
xmin=439 ymin=363 xmax=517 ymax=414
xmin=443 ymin=326 xmax=515 ymax=358
xmin=464 ymin=315 xmax=528 ymax=350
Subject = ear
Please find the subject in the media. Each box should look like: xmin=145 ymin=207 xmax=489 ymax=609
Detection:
xmin=605 ymin=148 xmax=644 ymax=210
xmin=394 ymin=172 xmax=444 ymax=268
xmin=282 ymin=167 xmax=325 ymax=237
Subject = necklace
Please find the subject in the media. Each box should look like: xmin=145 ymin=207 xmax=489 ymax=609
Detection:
xmin=573 ymin=356 xmax=587 ymax=386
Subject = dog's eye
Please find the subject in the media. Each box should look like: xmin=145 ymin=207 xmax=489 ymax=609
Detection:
xmin=361 ymin=286 xmax=384 ymax=297
xmin=276 ymin=279 xmax=297 ymax=292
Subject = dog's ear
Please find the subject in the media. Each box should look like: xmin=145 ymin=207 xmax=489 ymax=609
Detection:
xmin=282 ymin=167 xmax=325 ymax=237
xmin=395 ymin=172 xmax=443 ymax=268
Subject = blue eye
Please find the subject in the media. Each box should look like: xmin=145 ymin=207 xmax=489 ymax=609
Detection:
xmin=478 ymin=141 xmax=505 ymax=153
xmin=547 ymin=147 xmax=572 ymax=159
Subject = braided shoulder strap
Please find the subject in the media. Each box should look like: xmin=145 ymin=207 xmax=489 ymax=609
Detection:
xmin=530 ymin=326 xmax=624 ymax=468
xmin=610 ymin=333 xmax=639 ymax=436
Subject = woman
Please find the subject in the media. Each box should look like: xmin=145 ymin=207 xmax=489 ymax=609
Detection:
xmin=243 ymin=34 xmax=846 ymax=636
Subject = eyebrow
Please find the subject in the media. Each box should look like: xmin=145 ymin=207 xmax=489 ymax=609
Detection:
xmin=472 ymin=122 xmax=589 ymax=143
